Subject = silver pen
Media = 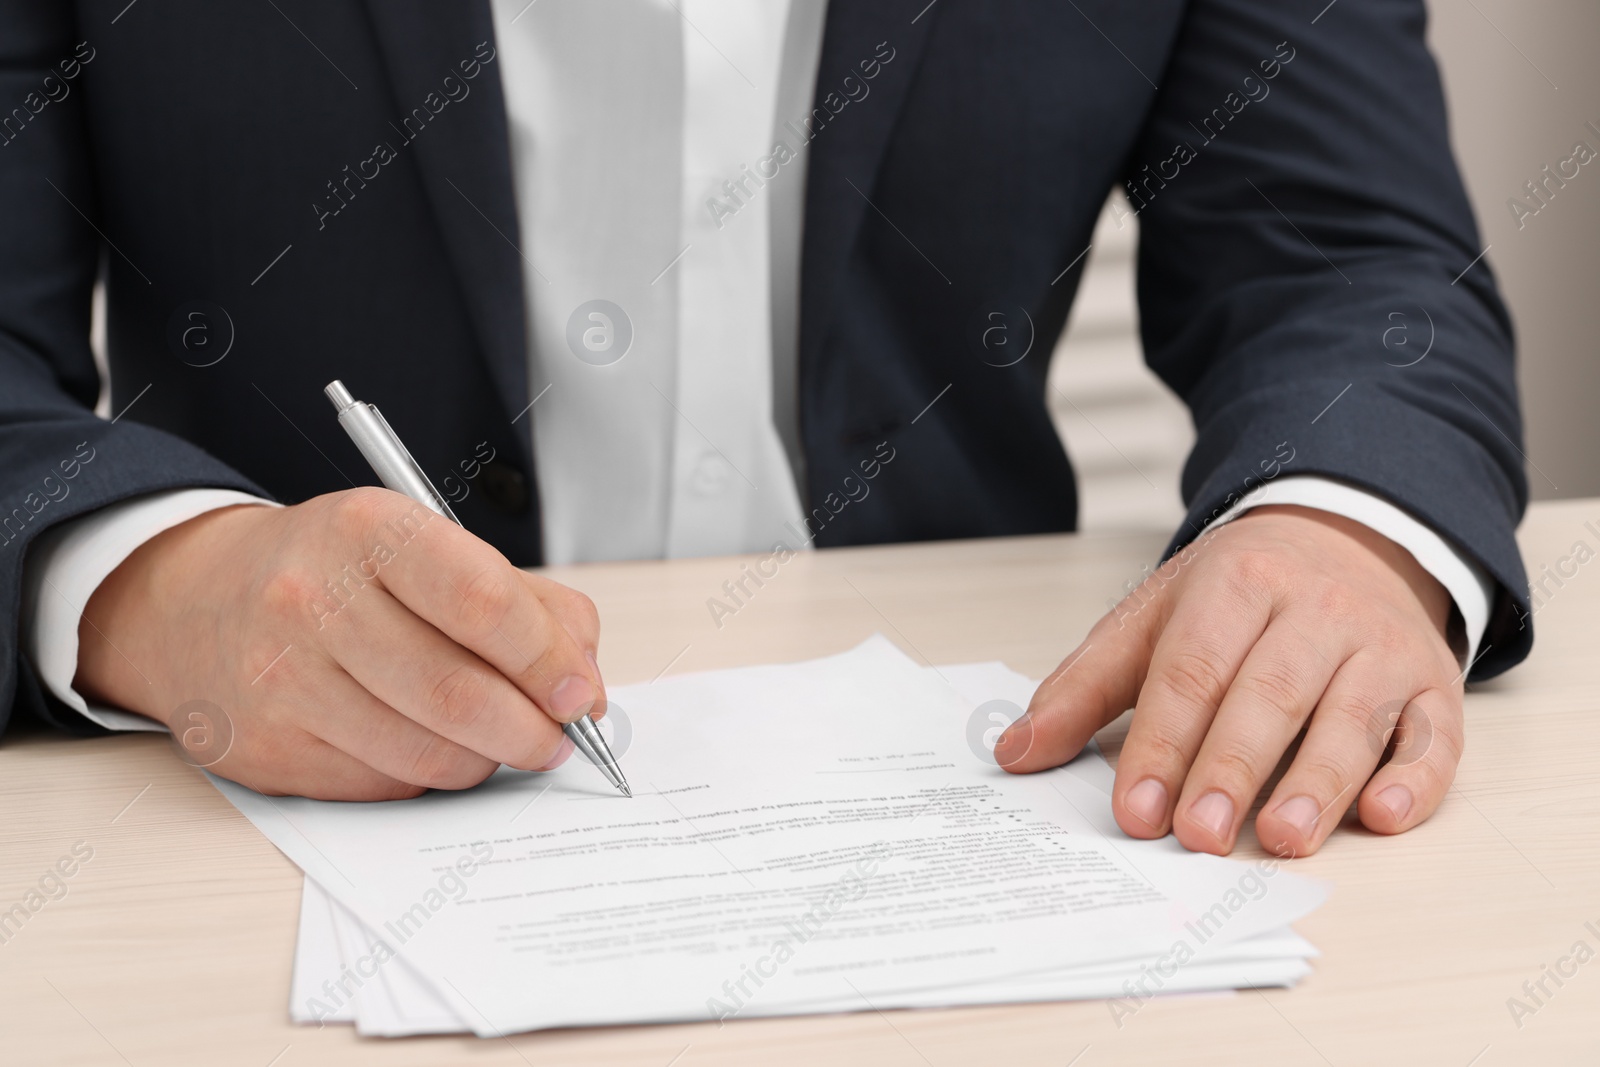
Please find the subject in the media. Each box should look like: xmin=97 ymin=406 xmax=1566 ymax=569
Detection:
xmin=324 ymin=380 xmax=631 ymax=797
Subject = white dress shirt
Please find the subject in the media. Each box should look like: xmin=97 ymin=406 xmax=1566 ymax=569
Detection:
xmin=20 ymin=0 xmax=1490 ymax=729
xmin=491 ymin=0 xmax=809 ymax=563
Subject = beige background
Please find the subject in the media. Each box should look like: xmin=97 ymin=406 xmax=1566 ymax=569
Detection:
xmin=1429 ymin=0 xmax=1600 ymax=501
xmin=1052 ymin=0 xmax=1600 ymax=530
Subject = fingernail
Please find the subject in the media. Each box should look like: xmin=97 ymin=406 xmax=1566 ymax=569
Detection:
xmin=993 ymin=712 xmax=1033 ymax=765
xmin=585 ymin=650 xmax=603 ymax=685
xmin=550 ymin=675 xmax=597 ymax=720
xmin=1375 ymin=784 xmax=1412 ymax=823
xmin=995 ymin=712 xmax=1029 ymax=749
xmin=1273 ymin=795 xmax=1322 ymax=840
xmin=536 ymin=736 xmax=574 ymax=771
xmin=1190 ymin=791 xmax=1235 ymax=839
xmin=1124 ymin=779 xmax=1168 ymax=829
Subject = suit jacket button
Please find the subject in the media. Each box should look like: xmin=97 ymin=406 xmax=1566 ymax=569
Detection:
xmin=479 ymin=460 xmax=530 ymax=515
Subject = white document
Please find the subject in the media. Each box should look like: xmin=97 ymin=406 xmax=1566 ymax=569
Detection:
xmin=218 ymin=638 xmax=1327 ymax=1035
xmin=300 ymin=878 xmax=1313 ymax=1035
xmin=288 ymin=663 xmax=1318 ymax=1035
xmin=290 ymin=873 xmax=354 ymax=1025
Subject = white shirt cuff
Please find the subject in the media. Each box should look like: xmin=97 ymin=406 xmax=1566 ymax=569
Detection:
xmin=21 ymin=489 xmax=278 ymax=732
xmin=1206 ymin=475 xmax=1493 ymax=668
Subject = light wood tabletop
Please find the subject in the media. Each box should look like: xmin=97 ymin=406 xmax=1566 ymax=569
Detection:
xmin=3 ymin=498 xmax=1598 ymax=1066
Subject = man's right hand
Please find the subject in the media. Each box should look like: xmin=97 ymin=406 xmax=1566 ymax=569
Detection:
xmin=75 ymin=488 xmax=606 ymax=800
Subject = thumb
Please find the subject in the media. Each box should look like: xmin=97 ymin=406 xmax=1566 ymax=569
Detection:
xmin=995 ymin=599 xmax=1158 ymax=773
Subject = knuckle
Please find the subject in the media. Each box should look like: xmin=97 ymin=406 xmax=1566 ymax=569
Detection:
xmin=549 ymin=586 xmax=602 ymax=642
xmin=454 ymin=566 xmax=519 ymax=638
xmin=1364 ymin=621 xmax=1411 ymax=657
xmin=526 ymin=644 xmax=582 ymax=695
xmin=1344 ymin=684 xmax=1420 ymax=742
xmin=1201 ymin=748 xmax=1261 ymax=793
xmin=1359 ymin=699 xmax=1412 ymax=749
xmin=570 ymin=591 xmax=600 ymax=634
xmin=1401 ymin=752 xmax=1456 ymax=801
xmin=1312 ymin=580 xmax=1357 ymax=621
xmin=1404 ymin=706 xmax=1463 ymax=772
xmin=1292 ymin=753 xmax=1355 ymax=798
xmin=328 ymin=486 xmax=395 ymax=542
xmin=427 ymin=663 xmax=495 ymax=732
xmin=1432 ymin=717 xmax=1465 ymax=764
xmin=1225 ymin=549 xmax=1281 ymax=594
xmin=404 ymin=737 xmax=480 ymax=790
xmin=1128 ymin=725 xmax=1191 ymax=775
xmin=1236 ymin=663 xmax=1307 ymax=723
xmin=1156 ymin=649 xmax=1230 ymax=711
xmin=520 ymin=627 xmax=582 ymax=690
xmin=259 ymin=568 xmax=324 ymax=624
xmin=1358 ymin=698 xmax=1408 ymax=751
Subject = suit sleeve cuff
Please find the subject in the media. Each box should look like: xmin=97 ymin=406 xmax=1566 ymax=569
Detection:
xmin=1205 ymin=475 xmax=1492 ymax=669
xmin=21 ymin=489 xmax=278 ymax=732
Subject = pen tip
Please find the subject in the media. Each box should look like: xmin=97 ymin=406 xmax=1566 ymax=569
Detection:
xmin=619 ymin=783 xmax=633 ymax=798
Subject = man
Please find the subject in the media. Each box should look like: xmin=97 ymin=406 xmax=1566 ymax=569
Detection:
xmin=0 ymin=0 xmax=1529 ymax=860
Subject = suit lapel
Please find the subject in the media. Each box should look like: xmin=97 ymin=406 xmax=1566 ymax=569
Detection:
xmin=359 ymin=0 xmax=529 ymax=432
xmin=800 ymin=0 xmax=943 ymax=377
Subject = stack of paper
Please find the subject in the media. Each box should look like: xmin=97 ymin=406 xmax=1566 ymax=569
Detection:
xmin=206 ymin=637 xmax=1326 ymax=1036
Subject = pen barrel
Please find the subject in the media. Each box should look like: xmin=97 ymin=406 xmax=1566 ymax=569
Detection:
xmin=565 ymin=716 xmax=626 ymax=791
xmin=335 ymin=403 xmax=461 ymax=525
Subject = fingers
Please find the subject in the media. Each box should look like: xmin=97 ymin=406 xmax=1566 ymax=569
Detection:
xmin=220 ymin=727 xmax=425 ymax=803
xmin=290 ymin=661 xmax=501 ymax=790
xmin=1254 ymin=653 xmax=1421 ymax=857
xmin=1355 ymin=687 xmax=1463 ymax=836
xmin=1109 ymin=579 xmax=1274 ymax=840
xmin=525 ymin=573 xmax=608 ymax=717
xmin=527 ymin=573 xmax=601 ymax=655
xmin=1162 ymin=622 xmax=1343 ymax=853
xmin=1001 ymin=551 xmax=1229 ymax=773
xmin=318 ymin=587 xmax=569 ymax=771
xmin=1007 ymin=504 xmax=1469 ymax=857
xmin=997 ymin=610 xmax=1156 ymax=773
xmin=357 ymin=501 xmax=601 ymax=725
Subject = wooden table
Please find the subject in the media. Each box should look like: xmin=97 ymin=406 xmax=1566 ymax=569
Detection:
xmin=4 ymin=499 xmax=1598 ymax=1066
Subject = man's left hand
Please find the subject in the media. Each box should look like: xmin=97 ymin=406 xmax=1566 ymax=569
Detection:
xmin=995 ymin=505 xmax=1465 ymax=858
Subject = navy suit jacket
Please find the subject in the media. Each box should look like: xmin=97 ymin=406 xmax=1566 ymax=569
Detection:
xmin=0 ymin=0 xmax=1530 ymax=733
